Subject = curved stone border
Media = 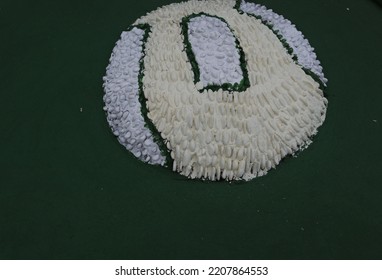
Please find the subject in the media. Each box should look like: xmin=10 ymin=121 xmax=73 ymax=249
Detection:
xmin=103 ymin=25 xmax=166 ymax=165
xmin=236 ymin=0 xmax=328 ymax=87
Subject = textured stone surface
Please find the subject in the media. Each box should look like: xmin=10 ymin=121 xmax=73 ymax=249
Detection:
xmin=188 ymin=15 xmax=243 ymax=87
xmin=103 ymin=0 xmax=328 ymax=180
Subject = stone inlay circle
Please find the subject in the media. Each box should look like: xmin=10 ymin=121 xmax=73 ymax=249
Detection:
xmin=103 ymin=0 xmax=328 ymax=181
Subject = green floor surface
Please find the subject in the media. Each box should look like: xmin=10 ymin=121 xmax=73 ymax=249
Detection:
xmin=0 ymin=0 xmax=381 ymax=259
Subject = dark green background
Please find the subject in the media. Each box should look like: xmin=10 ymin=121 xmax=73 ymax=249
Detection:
xmin=1 ymin=0 xmax=381 ymax=259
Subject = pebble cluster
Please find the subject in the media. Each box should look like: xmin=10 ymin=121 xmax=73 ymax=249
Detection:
xmin=239 ymin=0 xmax=328 ymax=85
xmin=103 ymin=27 xmax=165 ymax=165
xmin=103 ymin=0 xmax=328 ymax=181
xmin=188 ymin=15 xmax=244 ymax=87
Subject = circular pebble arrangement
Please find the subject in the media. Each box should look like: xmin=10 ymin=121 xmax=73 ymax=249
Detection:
xmin=103 ymin=0 xmax=328 ymax=181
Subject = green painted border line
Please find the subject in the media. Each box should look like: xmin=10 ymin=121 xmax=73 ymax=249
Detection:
xmin=180 ymin=12 xmax=251 ymax=93
xmin=133 ymin=24 xmax=173 ymax=167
